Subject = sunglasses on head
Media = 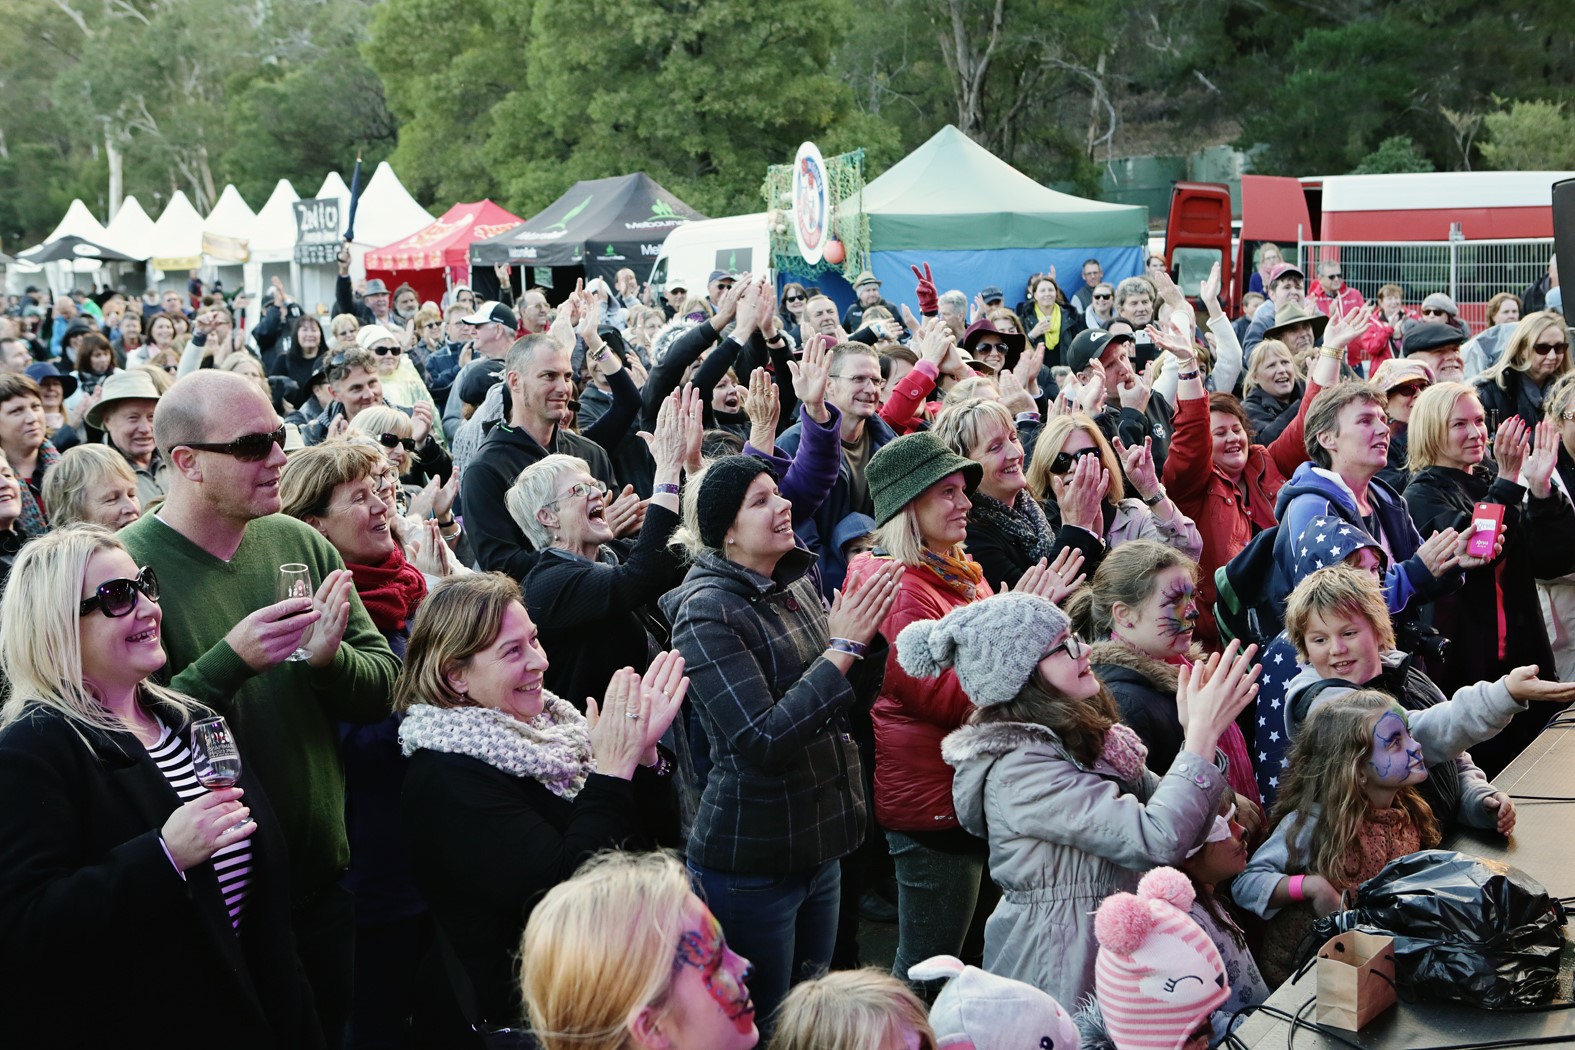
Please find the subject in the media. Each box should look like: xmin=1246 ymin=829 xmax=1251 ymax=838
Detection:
xmin=80 ymin=565 xmax=159 ymax=618
xmin=178 ymin=424 xmax=287 ymax=462
xmin=372 ymin=344 xmax=402 ymax=356
xmin=1047 ymin=445 xmax=1101 ymax=475
xmin=378 ymin=432 xmax=416 ymax=452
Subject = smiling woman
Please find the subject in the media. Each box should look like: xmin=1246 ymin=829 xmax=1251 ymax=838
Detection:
xmin=42 ymin=444 xmax=141 ymax=531
xmin=0 ymin=374 xmax=57 ymax=535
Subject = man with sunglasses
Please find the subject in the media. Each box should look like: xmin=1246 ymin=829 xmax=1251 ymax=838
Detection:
xmin=1310 ymin=259 xmax=1363 ymax=319
xmin=301 ymin=345 xmax=433 ymax=453
xmin=119 ymin=369 xmax=399 ymax=1046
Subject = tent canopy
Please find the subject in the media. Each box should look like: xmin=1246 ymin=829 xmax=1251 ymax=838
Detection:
xmin=366 ymin=200 xmax=523 ymax=272
xmin=19 ymin=235 xmax=137 ymax=264
xmin=862 ymin=125 xmax=1147 ymax=250
xmin=103 ymin=197 xmax=156 ymax=260
xmin=354 ymin=162 xmax=436 ymax=248
xmin=470 ymin=173 xmax=705 ymax=280
xmin=44 ymin=199 xmax=109 ymax=246
xmin=205 ymin=185 xmax=255 ymax=237
xmin=247 ymin=180 xmax=300 ymax=260
xmin=148 ymin=191 xmax=206 ymax=271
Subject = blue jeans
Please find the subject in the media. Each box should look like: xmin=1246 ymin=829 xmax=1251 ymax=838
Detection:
xmin=687 ymin=858 xmax=841 ymax=1038
xmin=885 ymin=829 xmax=991 ymax=996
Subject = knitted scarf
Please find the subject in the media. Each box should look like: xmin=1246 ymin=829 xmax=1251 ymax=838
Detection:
xmin=345 ymin=545 xmax=428 ymax=633
xmin=398 ymin=694 xmax=594 ymax=800
xmin=920 ymin=547 xmax=986 ymax=601
xmin=969 ymin=489 xmax=1056 ymax=566
xmin=1334 ymin=803 xmax=1421 ymax=893
xmin=16 ymin=440 xmax=59 ymax=536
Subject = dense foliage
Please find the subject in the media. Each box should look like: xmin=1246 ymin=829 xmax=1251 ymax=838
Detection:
xmin=2 ymin=0 xmax=1571 ymax=247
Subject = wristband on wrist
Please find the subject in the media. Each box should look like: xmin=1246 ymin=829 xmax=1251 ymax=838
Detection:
xmin=1177 ymin=369 xmax=1201 ymax=381
xmin=828 ymin=638 xmax=868 ymax=659
xmin=642 ymin=751 xmax=673 ymax=777
xmin=652 ymin=482 xmax=680 ymax=496
xmin=434 ymin=515 xmax=457 ymax=528
xmin=1286 ymin=875 xmax=1307 ymax=903
xmin=1320 ymin=346 xmax=1346 ymax=359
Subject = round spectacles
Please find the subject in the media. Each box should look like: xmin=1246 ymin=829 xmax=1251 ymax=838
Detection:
xmin=545 ymin=480 xmax=609 ymax=507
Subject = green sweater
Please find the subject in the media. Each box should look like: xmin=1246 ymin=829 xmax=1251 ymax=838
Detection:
xmin=121 ymin=512 xmax=398 ymax=900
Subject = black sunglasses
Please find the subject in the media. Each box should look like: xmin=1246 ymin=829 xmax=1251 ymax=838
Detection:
xmin=178 ymin=424 xmax=287 ymax=462
xmin=80 ymin=566 xmax=159 ymax=618
xmin=785 ymin=294 xmax=806 ymax=302
xmin=372 ymin=345 xmax=402 ymax=356
xmin=1048 ymin=445 xmax=1101 ymax=476
xmin=378 ymin=432 xmax=416 ymax=452
xmin=1093 ymin=293 xmax=1112 ymax=300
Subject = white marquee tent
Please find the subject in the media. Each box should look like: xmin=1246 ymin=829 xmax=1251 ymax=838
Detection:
xmin=147 ymin=191 xmax=207 ymax=283
xmin=242 ymin=179 xmax=301 ymax=304
xmin=203 ymin=184 xmax=256 ymax=290
xmin=103 ymin=197 xmax=157 ymax=260
xmin=297 ymin=164 xmax=433 ymax=312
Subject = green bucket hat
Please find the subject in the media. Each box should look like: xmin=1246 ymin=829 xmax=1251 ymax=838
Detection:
xmin=866 ymin=431 xmax=984 ymax=527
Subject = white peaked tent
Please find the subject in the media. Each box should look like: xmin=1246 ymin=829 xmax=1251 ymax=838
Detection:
xmin=103 ymin=196 xmax=157 ymax=260
xmin=147 ymin=191 xmax=206 ymax=281
xmin=45 ymin=199 xmax=110 ymax=245
xmin=203 ymin=184 xmax=255 ymax=291
xmin=297 ymin=164 xmax=433 ymax=312
xmin=243 ymin=179 xmax=300 ymax=300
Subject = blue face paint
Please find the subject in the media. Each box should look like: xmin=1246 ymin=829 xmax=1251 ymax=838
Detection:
xmin=1367 ymin=710 xmax=1426 ymax=789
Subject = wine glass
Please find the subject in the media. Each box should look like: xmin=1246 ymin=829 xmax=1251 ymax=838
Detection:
xmin=190 ymin=715 xmax=252 ymax=830
xmin=278 ymin=563 xmax=314 ymax=662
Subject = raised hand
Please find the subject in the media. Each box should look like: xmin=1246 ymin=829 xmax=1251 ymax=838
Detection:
xmin=996 ymin=369 xmax=1036 ymax=415
xmin=410 ymin=399 xmax=434 ymax=446
xmin=911 ymin=262 xmax=939 ymax=316
xmin=744 ymin=367 xmax=781 ymax=450
xmin=1523 ymin=419 xmax=1559 ymax=496
xmin=637 ymin=388 xmax=686 ymax=477
xmin=678 ymin=383 xmax=705 ymax=474
xmin=1176 ymin=639 xmax=1261 ymax=755
xmin=603 ymin=484 xmax=645 ymax=538
xmin=1077 ymin=360 xmax=1107 ymax=413
xmin=222 ymin=596 xmax=322 ymax=672
xmin=713 ymin=272 xmax=751 ymax=325
xmin=1058 ymin=451 xmax=1109 ymax=533
xmin=1198 ymin=261 xmax=1222 ymax=315
xmin=1322 ymin=302 xmax=1376 ymax=351
xmin=1115 ymin=436 xmax=1161 ymax=502
xmin=636 ymin=649 xmax=688 ymax=762
xmin=787 ymin=335 xmax=830 ymax=421
xmin=914 ymin=317 xmax=953 ymax=366
xmin=732 ymin=276 xmax=763 ymax=338
xmin=827 ymin=560 xmax=904 ymax=647
xmin=1492 ymin=416 xmax=1530 ymax=481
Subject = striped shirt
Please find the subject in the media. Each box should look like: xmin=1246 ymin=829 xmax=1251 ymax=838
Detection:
xmin=148 ymin=720 xmax=253 ymax=928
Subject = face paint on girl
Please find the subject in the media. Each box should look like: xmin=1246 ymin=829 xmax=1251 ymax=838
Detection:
xmin=1367 ymin=709 xmax=1427 ymax=789
xmin=673 ymin=908 xmax=756 ymax=1036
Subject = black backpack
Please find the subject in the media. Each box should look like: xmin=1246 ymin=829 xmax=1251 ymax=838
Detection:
xmin=1213 ymin=523 xmax=1287 ymax=646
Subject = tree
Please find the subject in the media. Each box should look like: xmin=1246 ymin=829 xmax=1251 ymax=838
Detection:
xmin=1352 ymin=136 xmax=1435 ymax=175
xmin=1479 ymin=99 xmax=1575 ymax=172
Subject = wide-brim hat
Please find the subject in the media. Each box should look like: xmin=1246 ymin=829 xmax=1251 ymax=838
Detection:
xmin=961 ymin=318 xmax=1027 ymax=370
xmin=866 ymin=431 xmax=983 ymax=527
xmin=1264 ymin=301 xmax=1328 ymax=341
xmin=25 ymin=361 xmax=78 ymax=401
xmin=853 ymin=270 xmax=881 ymax=289
xmin=85 ymin=368 xmax=163 ymax=429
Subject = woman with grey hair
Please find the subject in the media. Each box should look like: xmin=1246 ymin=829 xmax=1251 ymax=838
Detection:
xmin=513 ymin=388 xmax=699 ymax=706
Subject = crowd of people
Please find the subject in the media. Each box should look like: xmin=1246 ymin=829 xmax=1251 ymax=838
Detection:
xmin=0 ymin=240 xmax=1570 ymax=1050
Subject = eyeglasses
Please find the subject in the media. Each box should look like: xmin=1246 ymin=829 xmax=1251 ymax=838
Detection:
xmin=544 ymin=480 xmax=608 ymax=507
xmin=1420 ymin=308 xmax=1448 ymax=317
xmin=1389 ymin=383 xmax=1427 ymax=398
xmin=378 ymin=433 xmax=416 ymax=452
xmin=831 ymin=373 xmax=884 ymax=389
xmin=1093 ymin=293 xmax=1112 ymax=300
xmin=1047 ymin=445 xmax=1101 ymax=475
xmin=784 ymin=294 xmax=806 ymax=303
xmin=1533 ymin=341 xmax=1569 ymax=356
xmin=80 ymin=566 xmax=159 ymax=618
xmin=1044 ymin=632 xmax=1090 ymax=661
xmin=178 ymin=424 xmax=286 ymax=462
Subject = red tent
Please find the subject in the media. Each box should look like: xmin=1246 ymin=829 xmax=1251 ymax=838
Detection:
xmin=364 ymin=199 xmax=523 ymax=304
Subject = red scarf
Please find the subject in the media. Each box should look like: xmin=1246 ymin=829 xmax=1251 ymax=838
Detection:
xmin=346 ymin=546 xmax=428 ymax=633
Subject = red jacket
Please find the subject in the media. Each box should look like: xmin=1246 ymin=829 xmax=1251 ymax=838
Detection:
xmin=1348 ymin=308 xmax=1417 ymax=376
xmin=1161 ymin=383 xmax=1322 ymax=648
xmin=1309 ymin=282 xmax=1363 ymax=319
xmin=880 ymin=359 xmax=940 ymax=435
xmin=847 ymin=551 xmax=993 ymax=832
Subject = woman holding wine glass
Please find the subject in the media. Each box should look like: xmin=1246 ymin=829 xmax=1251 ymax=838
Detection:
xmin=0 ymin=526 xmax=318 ymax=1048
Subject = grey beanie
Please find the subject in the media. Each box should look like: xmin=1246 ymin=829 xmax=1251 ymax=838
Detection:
xmin=896 ymin=592 xmax=1070 ymax=707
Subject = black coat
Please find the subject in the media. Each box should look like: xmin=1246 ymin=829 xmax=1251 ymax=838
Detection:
xmin=1404 ymin=464 xmax=1575 ymax=772
xmin=1474 ymin=371 xmax=1549 ymax=431
xmin=1243 ymin=383 xmax=1304 ymax=445
xmin=0 ymin=702 xmax=319 ymax=1048
xmin=964 ymin=498 xmax=1106 ymax=593
xmin=401 ymin=754 xmax=677 ymax=1027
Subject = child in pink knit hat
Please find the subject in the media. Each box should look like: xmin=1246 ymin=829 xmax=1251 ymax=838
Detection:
xmin=1092 ymin=867 xmax=1229 ymax=1050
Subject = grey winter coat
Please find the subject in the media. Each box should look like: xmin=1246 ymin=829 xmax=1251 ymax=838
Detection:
xmin=943 ymin=719 xmax=1227 ymax=1008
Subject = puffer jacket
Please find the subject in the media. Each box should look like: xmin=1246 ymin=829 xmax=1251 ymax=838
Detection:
xmin=846 ymin=551 xmax=991 ymax=832
xmin=660 ymin=546 xmax=879 ymax=875
xmin=944 ymin=719 xmax=1226 ymax=1009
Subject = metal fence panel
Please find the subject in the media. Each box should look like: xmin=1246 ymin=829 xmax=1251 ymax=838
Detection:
xmin=1297 ymin=238 xmax=1554 ymax=332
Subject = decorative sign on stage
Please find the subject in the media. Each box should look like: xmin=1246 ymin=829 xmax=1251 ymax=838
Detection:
xmin=792 ymin=141 xmax=830 ymax=265
xmin=293 ymin=198 xmax=342 ymax=264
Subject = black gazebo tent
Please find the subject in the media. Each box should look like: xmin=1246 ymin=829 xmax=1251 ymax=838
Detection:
xmin=18 ymin=235 xmax=138 ymax=264
xmin=470 ymin=173 xmax=704 ymax=285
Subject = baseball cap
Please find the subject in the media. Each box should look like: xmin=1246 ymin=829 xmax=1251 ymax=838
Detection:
xmin=1268 ymin=261 xmax=1305 ymax=284
xmin=979 ymin=285 xmax=1005 ymax=304
xmin=461 ymin=301 xmax=518 ymax=329
xmin=707 ymin=269 xmax=735 ymax=286
xmin=1065 ymin=328 xmax=1134 ymax=374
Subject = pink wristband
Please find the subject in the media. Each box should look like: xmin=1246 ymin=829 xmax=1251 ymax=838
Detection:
xmin=1286 ymin=875 xmax=1306 ymax=903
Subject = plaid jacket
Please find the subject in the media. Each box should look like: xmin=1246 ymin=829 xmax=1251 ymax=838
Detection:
xmin=660 ymin=548 xmax=869 ymax=874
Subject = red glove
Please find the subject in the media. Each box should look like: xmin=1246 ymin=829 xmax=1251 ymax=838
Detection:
xmin=911 ymin=262 xmax=939 ymax=317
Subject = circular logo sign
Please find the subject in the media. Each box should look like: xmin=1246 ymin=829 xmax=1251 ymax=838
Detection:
xmin=793 ymin=142 xmax=830 ymax=265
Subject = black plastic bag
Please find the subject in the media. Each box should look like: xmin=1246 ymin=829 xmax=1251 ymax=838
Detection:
xmin=1307 ymin=849 xmax=1566 ymax=1009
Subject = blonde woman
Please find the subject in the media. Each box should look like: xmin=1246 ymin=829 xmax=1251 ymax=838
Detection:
xmin=521 ymin=851 xmax=760 ymax=1050
xmin=329 ymin=313 xmax=361 ymax=352
xmin=1026 ymin=412 xmax=1202 ymax=559
xmin=1240 ymin=338 xmax=1306 ymax=444
xmin=0 ymin=527 xmax=316 ymax=1044
xmin=42 ymin=444 xmax=141 ymax=530
xmin=1474 ymin=310 xmax=1572 ymax=429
